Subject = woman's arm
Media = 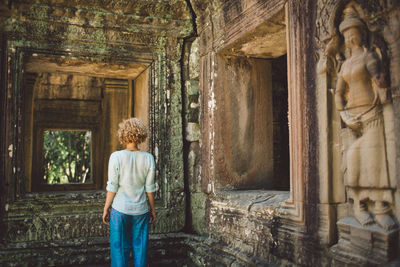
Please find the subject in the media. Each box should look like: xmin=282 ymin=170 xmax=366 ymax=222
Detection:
xmin=146 ymin=192 xmax=156 ymax=224
xmin=103 ymin=153 xmax=119 ymax=226
xmin=335 ymin=72 xmax=346 ymax=111
xmin=102 ymin=191 xmax=116 ymax=225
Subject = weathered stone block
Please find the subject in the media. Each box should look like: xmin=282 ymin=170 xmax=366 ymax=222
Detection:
xmin=185 ymin=79 xmax=199 ymax=96
xmin=190 ymin=192 xmax=207 ymax=235
xmin=186 ymin=122 xmax=200 ymax=142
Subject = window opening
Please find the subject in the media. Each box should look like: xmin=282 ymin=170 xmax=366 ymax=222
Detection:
xmin=43 ymin=129 xmax=92 ymax=185
xmin=215 ymin=8 xmax=289 ymax=190
xmin=22 ymin=61 xmax=150 ymax=192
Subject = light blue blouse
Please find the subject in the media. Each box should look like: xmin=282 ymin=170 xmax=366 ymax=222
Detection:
xmin=106 ymin=150 xmax=156 ymax=216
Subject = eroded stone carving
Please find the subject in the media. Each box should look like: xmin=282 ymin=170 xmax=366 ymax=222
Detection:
xmin=332 ymin=3 xmax=396 ymax=231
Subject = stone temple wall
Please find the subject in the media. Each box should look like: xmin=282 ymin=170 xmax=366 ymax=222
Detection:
xmin=189 ymin=0 xmax=400 ymax=265
xmin=1 ymin=0 xmax=400 ymax=266
xmin=0 ymin=0 xmax=194 ymax=265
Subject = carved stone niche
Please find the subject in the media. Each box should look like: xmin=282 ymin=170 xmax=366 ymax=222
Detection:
xmin=319 ymin=0 xmax=400 ymax=264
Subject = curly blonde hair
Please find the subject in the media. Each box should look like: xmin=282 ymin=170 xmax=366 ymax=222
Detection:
xmin=117 ymin=117 xmax=148 ymax=145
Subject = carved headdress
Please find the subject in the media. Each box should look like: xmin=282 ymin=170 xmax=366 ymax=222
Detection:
xmin=339 ymin=5 xmax=366 ymax=34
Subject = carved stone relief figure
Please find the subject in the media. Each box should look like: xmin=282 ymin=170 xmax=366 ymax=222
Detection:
xmin=332 ymin=4 xmax=396 ymax=231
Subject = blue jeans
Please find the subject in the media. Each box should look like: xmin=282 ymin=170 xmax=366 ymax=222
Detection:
xmin=110 ymin=208 xmax=150 ymax=267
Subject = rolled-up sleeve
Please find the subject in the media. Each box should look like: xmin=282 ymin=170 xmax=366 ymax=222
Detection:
xmin=145 ymin=155 xmax=156 ymax=192
xmin=106 ymin=153 xmax=120 ymax=192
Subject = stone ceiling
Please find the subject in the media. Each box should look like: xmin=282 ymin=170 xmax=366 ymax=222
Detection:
xmin=0 ymin=0 xmax=195 ymax=78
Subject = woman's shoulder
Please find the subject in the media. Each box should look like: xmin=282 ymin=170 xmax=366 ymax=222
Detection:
xmin=111 ymin=150 xmax=124 ymax=157
xmin=108 ymin=151 xmax=122 ymax=166
xmin=137 ymin=151 xmax=155 ymax=166
xmin=110 ymin=151 xmax=120 ymax=158
xmin=137 ymin=151 xmax=154 ymax=159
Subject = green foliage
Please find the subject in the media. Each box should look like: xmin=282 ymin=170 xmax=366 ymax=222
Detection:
xmin=43 ymin=130 xmax=92 ymax=184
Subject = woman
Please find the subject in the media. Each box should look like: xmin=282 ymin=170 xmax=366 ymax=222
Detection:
xmin=335 ymin=6 xmax=395 ymax=230
xmin=102 ymin=117 xmax=156 ymax=267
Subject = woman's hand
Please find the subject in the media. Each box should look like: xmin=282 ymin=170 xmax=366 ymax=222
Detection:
xmin=150 ymin=209 xmax=156 ymax=224
xmin=146 ymin=192 xmax=156 ymax=224
xmin=103 ymin=191 xmax=116 ymax=226
xmin=102 ymin=208 xmax=110 ymax=226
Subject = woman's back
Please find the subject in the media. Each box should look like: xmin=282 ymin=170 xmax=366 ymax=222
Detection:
xmin=107 ymin=150 xmax=155 ymax=215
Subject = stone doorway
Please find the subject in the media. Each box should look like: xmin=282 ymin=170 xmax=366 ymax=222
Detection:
xmin=22 ymin=55 xmax=150 ymax=192
xmin=211 ymin=8 xmax=289 ymax=190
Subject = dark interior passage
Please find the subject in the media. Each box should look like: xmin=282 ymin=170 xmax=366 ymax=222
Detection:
xmin=271 ymin=54 xmax=289 ymax=190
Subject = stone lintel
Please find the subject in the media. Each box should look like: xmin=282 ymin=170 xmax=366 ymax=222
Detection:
xmin=25 ymin=56 xmax=148 ymax=79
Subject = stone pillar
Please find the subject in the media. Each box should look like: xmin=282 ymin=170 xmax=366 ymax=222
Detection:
xmin=320 ymin=1 xmax=400 ymax=264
